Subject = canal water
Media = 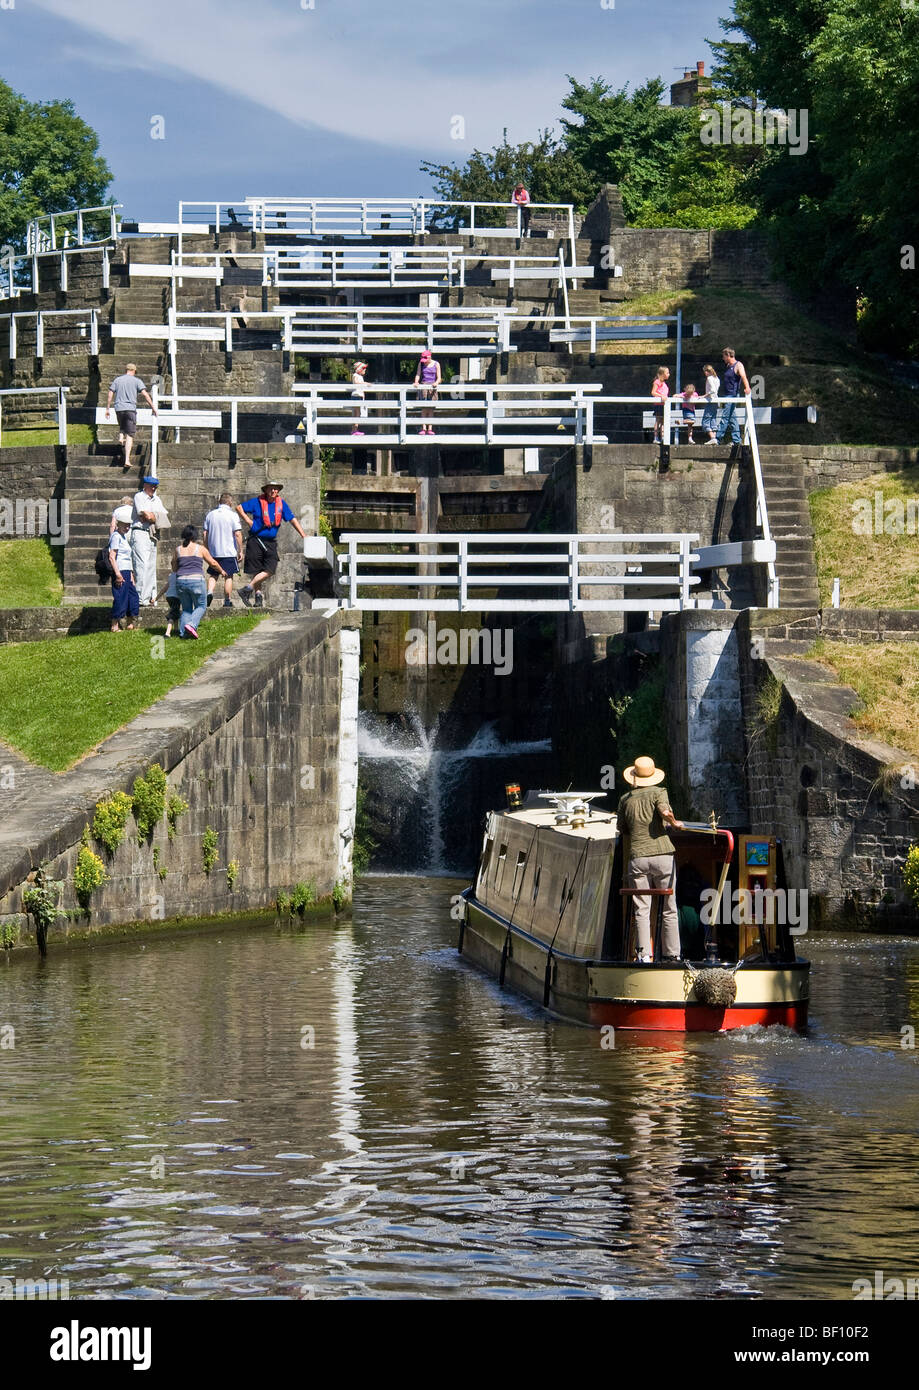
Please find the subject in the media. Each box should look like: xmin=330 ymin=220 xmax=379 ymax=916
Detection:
xmin=2 ymin=875 xmax=919 ymax=1300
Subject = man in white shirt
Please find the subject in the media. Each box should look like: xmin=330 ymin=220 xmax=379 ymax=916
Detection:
xmin=204 ymin=493 xmax=244 ymax=607
xmin=131 ymin=476 xmax=170 ymax=606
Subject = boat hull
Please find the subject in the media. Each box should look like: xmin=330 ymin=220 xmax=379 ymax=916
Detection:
xmin=461 ymin=896 xmax=809 ymax=1032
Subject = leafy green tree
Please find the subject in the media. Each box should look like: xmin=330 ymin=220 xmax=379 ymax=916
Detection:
xmin=421 ymin=129 xmax=595 ymax=222
xmin=710 ymin=0 xmax=919 ymax=354
xmin=559 ymin=77 xmax=689 ymax=221
xmin=0 ymin=79 xmax=112 ymax=250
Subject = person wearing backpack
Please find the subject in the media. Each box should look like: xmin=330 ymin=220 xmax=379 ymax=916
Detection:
xmin=108 ymin=506 xmax=140 ymax=632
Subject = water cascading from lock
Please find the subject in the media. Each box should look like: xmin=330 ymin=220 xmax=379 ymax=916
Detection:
xmin=359 ymin=711 xmax=552 ymax=874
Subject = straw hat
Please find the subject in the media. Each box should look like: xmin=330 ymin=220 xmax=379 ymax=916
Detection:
xmin=623 ymin=756 xmax=666 ymax=787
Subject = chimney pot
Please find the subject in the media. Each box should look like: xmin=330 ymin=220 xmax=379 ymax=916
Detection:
xmin=684 ymin=71 xmax=692 ymax=80
xmin=697 ymin=61 xmax=705 ymax=76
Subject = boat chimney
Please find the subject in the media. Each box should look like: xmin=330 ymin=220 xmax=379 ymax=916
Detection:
xmin=505 ymin=782 xmax=521 ymax=809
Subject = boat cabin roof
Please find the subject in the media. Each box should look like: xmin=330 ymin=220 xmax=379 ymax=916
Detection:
xmin=499 ymin=805 xmax=619 ymax=841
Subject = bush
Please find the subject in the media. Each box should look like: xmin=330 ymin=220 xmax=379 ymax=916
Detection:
xmin=226 ymin=859 xmax=240 ymax=892
xmin=289 ymin=880 xmax=316 ymax=914
xmin=201 ymin=827 xmax=218 ymax=876
xmin=133 ymin=764 xmax=168 ymax=840
xmin=166 ymin=791 xmax=188 ymax=841
xmin=92 ymin=791 xmax=134 ymax=856
xmin=22 ymin=872 xmax=63 ymax=933
xmin=903 ymin=846 xmax=919 ymax=909
xmin=74 ymin=844 xmax=107 ymax=909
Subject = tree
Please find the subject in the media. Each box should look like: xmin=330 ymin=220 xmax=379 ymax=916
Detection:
xmin=559 ymin=77 xmax=689 ymax=222
xmin=0 ymin=79 xmax=112 ymax=251
xmin=420 ymin=129 xmax=595 ymax=223
xmin=710 ymin=0 xmax=919 ymax=355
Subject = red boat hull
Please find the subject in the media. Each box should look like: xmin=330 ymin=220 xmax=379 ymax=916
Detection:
xmin=587 ymin=1001 xmax=808 ymax=1031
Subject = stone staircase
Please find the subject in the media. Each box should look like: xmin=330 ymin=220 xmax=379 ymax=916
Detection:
xmin=757 ymin=452 xmax=820 ymax=608
xmin=62 ymin=454 xmax=154 ymax=604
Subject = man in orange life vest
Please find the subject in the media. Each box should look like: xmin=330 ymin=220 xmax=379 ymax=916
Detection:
xmin=235 ymin=481 xmax=307 ymax=607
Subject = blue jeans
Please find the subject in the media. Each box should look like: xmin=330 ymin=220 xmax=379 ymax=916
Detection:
xmin=111 ymin=570 xmax=139 ymax=622
xmin=176 ymin=576 xmax=206 ymax=635
xmin=701 ymin=402 xmax=718 ymax=435
xmin=716 ymin=400 xmax=741 ymax=444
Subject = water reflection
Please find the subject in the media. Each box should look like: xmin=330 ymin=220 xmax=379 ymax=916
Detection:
xmin=1 ymin=880 xmax=919 ymax=1299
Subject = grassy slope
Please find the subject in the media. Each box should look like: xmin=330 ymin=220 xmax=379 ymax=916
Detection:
xmin=810 ymin=467 xmax=919 ymax=608
xmin=0 ymin=616 xmax=263 ymax=771
xmin=596 ymin=288 xmax=919 ymax=446
xmin=0 ymin=424 xmax=94 ymax=448
xmin=0 ymin=538 xmax=64 ymax=607
xmin=808 ymin=639 xmax=919 ymax=759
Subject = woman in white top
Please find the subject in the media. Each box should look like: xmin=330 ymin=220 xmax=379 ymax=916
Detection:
xmin=351 ymin=361 xmax=368 ymax=436
xmin=701 ymin=364 xmax=721 ymax=443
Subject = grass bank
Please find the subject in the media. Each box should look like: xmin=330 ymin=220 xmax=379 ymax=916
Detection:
xmin=0 ymin=423 xmax=94 ymax=448
xmin=0 ymin=538 xmax=63 ymax=607
xmin=809 ymin=467 xmax=919 ymax=607
xmin=807 ymin=638 xmax=919 ymax=757
xmin=600 ymin=288 xmax=918 ymax=446
xmin=0 ymin=615 xmax=264 ymax=770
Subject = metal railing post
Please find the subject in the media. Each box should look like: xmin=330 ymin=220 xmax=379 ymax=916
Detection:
xmin=569 ymin=537 xmax=580 ymax=610
xmin=57 ymin=386 xmax=67 ymax=446
xmin=574 ymin=392 xmax=584 ymax=445
xmin=680 ymin=537 xmax=692 ymax=608
xmin=90 ymin=309 xmax=98 ymax=356
xmin=9 ymin=315 xmax=15 ymax=362
xmin=399 ymin=389 xmax=407 ymax=444
xmin=459 ymin=538 xmax=468 ymax=611
xmin=102 ymin=249 xmax=110 ymax=290
xmin=225 ymin=312 xmax=232 ymax=354
xmin=485 ymin=392 xmax=494 ymax=444
xmin=36 ymin=313 xmax=44 ymax=360
xmin=230 ymin=398 xmax=238 ymax=446
xmin=110 ymin=205 xmax=118 ymax=242
xmin=663 ymin=396 xmax=671 ymax=446
xmin=348 ymin=538 xmax=358 ymax=608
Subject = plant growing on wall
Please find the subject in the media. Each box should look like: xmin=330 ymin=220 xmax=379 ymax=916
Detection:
xmin=166 ymin=791 xmax=189 ymax=841
xmin=92 ymin=791 xmax=134 ymax=857
xmin=152 ymin=846 xmax=167 ymax=882
xmin=133 ymin=764 xmax=168 ymax=841
xmin=73 ymin=836 xmax=107 ymax=911
xmin=201 ymin=827 xmax=219 ymax=876
xmin=22 ymin=867 xmax=63 ymax=952
xmin=331 ymin=879 xmax=349 ymax=912
xmin=275 ymin=890 xmax=292 ymax=914
xmin=902 ymin=847 xmax=919 ymax=910
xmin=353 ymin=784 xmax=377 ymax=877
xmin=289 ymin=881 xmax=316 ymax=914
xmin=226 ymin=859 xmax=240 ymax=892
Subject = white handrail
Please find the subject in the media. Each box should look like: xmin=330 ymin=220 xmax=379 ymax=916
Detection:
xmin=0 ymin=386 xmax=70 ymax=447
xmin=742 ymin=398 xmax=779 ymax=606
xmin=25 ymin=204 xmax=122 ymax=253
xmin=335 ymin=531 xmax=701 ymax=613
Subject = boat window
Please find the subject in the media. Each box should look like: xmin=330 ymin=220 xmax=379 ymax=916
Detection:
xmin=496 ymin=844 xmax=508 ymax=887
xmin=532 ymin=866 xmax=541 ymax=901
xmin=512 ymin=850 xmax=527 ymax=899
xmin=559 ymin=876 xmax=568 ymax=914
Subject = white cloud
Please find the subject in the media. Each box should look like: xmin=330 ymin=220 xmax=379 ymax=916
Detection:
xmin=31 ymin=0 xmax=578 ymax=160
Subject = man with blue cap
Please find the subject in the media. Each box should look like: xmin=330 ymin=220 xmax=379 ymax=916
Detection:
xmin=130 ymin=475 xmax=170 ymax=606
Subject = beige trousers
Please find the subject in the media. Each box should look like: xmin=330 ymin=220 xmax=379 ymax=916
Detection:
xmin=628 ymin=854 xmax=680 ymax=958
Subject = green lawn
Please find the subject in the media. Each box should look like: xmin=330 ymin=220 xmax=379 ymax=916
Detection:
xmin=810 ymin=467 xmax=919 ymax=608
xmin=0 ymin=615 xmax=264 ymax=770
xmin=0 ymin=538 xmax=64 ymax=607
xmin=0 ymin=423 xmax=94 ymax=448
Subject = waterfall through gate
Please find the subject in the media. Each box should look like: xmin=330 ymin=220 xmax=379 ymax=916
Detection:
xmin=359 ymin=711 xmax=553 ymax=874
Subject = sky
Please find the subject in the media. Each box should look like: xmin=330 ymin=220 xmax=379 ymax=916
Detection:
xmin=3 ymin=0 xmax=731 ymax=220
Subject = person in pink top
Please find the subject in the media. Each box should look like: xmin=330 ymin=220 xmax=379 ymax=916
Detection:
xmin=651 ymin=366 xmax=670 ymax=443
xmin=512 ymin=183 xmax=532 ymax=238
xmin=412 ymin=350 xmax=442 ymax=436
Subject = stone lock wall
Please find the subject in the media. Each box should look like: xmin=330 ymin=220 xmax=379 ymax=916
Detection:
xmin=0 ymin=611 xmax=361 ymax=944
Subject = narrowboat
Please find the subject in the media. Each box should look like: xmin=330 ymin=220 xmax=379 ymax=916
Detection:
xmin=458 ymin=790 xmax=810 ymax=1031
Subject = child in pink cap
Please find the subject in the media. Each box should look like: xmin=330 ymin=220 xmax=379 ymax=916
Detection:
xmin=413 ymin=350 xmax=441 ymax=435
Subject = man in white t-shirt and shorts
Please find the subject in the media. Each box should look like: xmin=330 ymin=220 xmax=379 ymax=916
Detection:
xmin=105 ymin=364 xmax=158 ymax=473
xmin=204 ymin=493 xmax=244 ymax=607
